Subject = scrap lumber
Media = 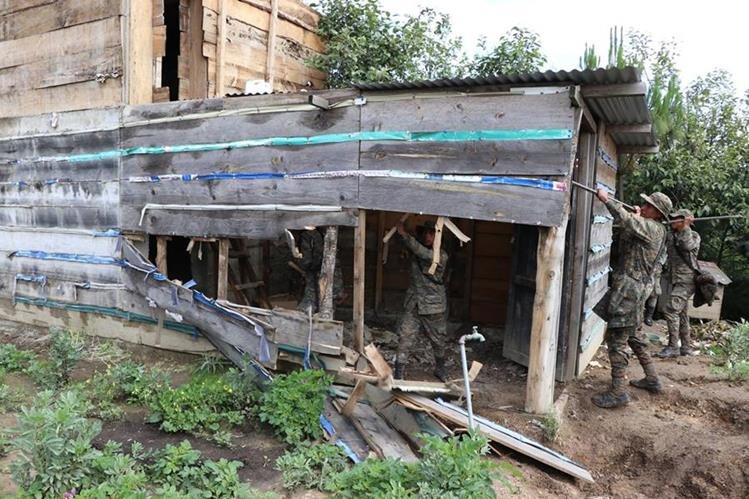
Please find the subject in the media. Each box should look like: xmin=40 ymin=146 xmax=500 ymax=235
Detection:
xmin=341 ymin=379 xmax=367 ymax=417
xmin=395 ymin=393 xmax=594 ymax=483
xmin=363 ymin=343 xmax=393 ymax=389
xmin=332 ymin=398 xmax=418 ymax=462
xmin=269 ymin=307 xmax=343 ymax=355
xmin=428 ymin=216 xmax=445 ymax=275
xmin=322 ymin=398 xmax=371 ymax=463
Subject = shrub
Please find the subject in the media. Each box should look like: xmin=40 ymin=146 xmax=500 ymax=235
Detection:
xmin=709 ymin=320 xmax=749 ymax=380
xmin=8 ymin=390 xmax=100 ymax=498
xmin=541 ymin=412 xmax=560 ymax=443
xmin=0 ymin=344 xmax=35 ymax=372
xmin=147 ymin=370 xmax=258 ymax=445
xmin=0 ymin=380 xmax=26 ymax=413
xmin=258 ymin=369 xmax=332 ymax=445
xmin=48 ymin=328 xmax=85 ymax=386
xmin=327 ymin=457 xmax=419 ymax=498
xmin=275 ymin=442 xmax=349 ymax=491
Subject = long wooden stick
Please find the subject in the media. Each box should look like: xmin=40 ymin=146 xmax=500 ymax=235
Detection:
xmin=428 ymin=217 xmax=445 ymax=275
xmin=570 ymin=180 xmax=635 ymax=211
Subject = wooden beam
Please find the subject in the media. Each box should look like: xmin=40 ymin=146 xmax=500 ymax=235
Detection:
xmin=428 ymin=217 xmax=445 ymax=275
xmin=215 ymin=0 xmax=228 ymax=97
xmin=608 ymin=124 xmax=652 ymax=134
xmin=318 ymin=226 xmax=338 ymax=320
xmin=126 ymin=0 xmax=154 ymax=104
xmin=525 ymin=220 xmax=569 ymax=413
xmin=308 ymin=94 xmax=331 ymax=110
xmin=374 ymin=211 xmax=385 ymax=311
xmin=618 ymin=145 xmax=660 ymax=154
xmin=188 ymin=0 xmax=208 ymax=99
xmin=353 ymin=210 xmax=366 ymax=353
xmin=570 ymin=86 xmax=596 ymax=133
xmin=580 ymin=82 xmax=647 ymax=98
xmin=156 ymin=236 xmax=168 ymax=276
xmin=217 ymin=238 xmax=229 ymax=301
xmin=264 ymin=0 xmax=279 ymax=88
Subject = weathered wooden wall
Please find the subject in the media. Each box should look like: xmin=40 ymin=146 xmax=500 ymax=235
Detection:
xmin=201 ymin=0 xmax=326 ymax=95
xmin=0 ymin=0 xmax=124 ymax=118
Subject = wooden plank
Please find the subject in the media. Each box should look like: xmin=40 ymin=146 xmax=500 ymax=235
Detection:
xmin=187 ymin=0 xmax=208 ymax=99
xmin=0 ymin=16 xmax=121 ymax=70
xmin=0 ymin=0 xmax=120 ymax=42
xmin=608 ymin=124 xmax=652 ymax=134
xmin=358 ymin=178 xmax=566 ymax=226
xmin=360 ymin=140 xmax=572 ymax=176
xmin=353 ymin=210 xmax=366 ymax=353
xmin=581 ymin=82 xmax=647 ymax=98
xmin=0 ymin=180 xmax=118 ymax=207
xmin=341 ymin=379 xmax=366 ymax=417
xmin=269 ymin=307 xmax=343 ymax=355
xmin=618 ymin=145 xmax=659 ymax=154
xmin=317 ymin=226 xmax=338 ymax=320
xmin=396 ymin=393 xmax=594 ymax=483
xmin=264 ymin=0 xmax=278 ymax=87
xmin=374 ymin=211 xmax=385 ymax=311
xmin=363 ymin=342 xmax=393 ymax=385
xmin=217 ymin=238 xmax=229 ymax=300
xmin=0 ymin=0 xmax=56 ymax=17
xmin=0 ymin=206 xmax=118 ymax=230
xmin=129 ymin=208 xmax=358 ymax=238
xmin=156 ymin=236 xmax=169 ymax=275
xmin=428 ymin=216 xmax=444 ymax=275
xmin=0 ymin=107 xmax=120 ymax=140
xmin=322 ymin=398 xmax=370 ymax=462
xmin=337 ymin=399 xmax=418 ymax=462
xmin=126 ymin=0 xmax=153 ymax=105
xmin=214 ymin=0 xmax=227 ymax=96
xmin=0 ymin=79 xmax=122 ymax=119
xmin=0 ymin=254 xmax=122 ymax=284
xmin=0 ymin=226 xmax=119 ymax=255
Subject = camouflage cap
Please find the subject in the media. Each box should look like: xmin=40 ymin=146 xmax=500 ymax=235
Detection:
xmin=640 ymin=192 xmax=673 ymax=219
xmin=669 ymin=208 xmax=694 ymax=219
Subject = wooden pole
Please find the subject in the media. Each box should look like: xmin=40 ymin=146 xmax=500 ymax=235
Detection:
xmin=217 ymin=238 xmax=229 ymax=301
xmin=156 ymin=236 xmax=168 ymax=276
xmin=374 ymin=212 xmax=385 ymax=312
xmin=215 ymin=0 xmax=228 ymax=97
xmin=525 ymin=213 xmax=570 ymax=413
xmin=126 ymin=0 xmax=153 ymax=104
xmin=353 ymin=210 xmax=367 ymax=353
xmin=318 ymin=226 xmax=339 ymax=320
xmin=265 ymin=0 xmax=279 ymax=89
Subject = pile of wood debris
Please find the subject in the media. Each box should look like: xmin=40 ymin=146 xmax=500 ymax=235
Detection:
xmin=316 ymin=343 xmax=594 ymax=483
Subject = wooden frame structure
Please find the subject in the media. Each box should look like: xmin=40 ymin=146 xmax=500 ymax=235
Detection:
xmin=0 ymin=65 xmax=656 ymax=413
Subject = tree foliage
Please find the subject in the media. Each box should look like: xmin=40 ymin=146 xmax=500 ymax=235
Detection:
xmin=309 ymin=0 xmax=465 ymax=87
xmin=469 ymin=27 xmax=546 ymax=76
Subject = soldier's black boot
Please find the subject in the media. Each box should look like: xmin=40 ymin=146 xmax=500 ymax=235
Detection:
xmin=656 ymin=346 xmax=680 ymax=358
xmin=394 ymin=361 xmax=405 ymax=380
xmin=592 ymin=375 xmax=630 ymax=409
xmin=629 ymin=377 xmax=663 ymax=393
xmin=433 ymin=357 xmax=448 ymax=382
xmin=644 ymin=304 xmax=656 ymax=326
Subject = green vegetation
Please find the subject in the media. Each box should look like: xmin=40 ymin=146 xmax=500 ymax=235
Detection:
xmin=258 ymin=369 xmax=332 ymax=445
xmin=541 ymin=412 xmax=560 ymax=443
xmin=708 ymin=321 xmax=749 ymax=380
xmin=0 ymin=344 xmax=35 ymax=373
xmin=5 ymin=389 xmax=274 ymax=498
xmin=275 ymin=442 xmax=349 ymax=491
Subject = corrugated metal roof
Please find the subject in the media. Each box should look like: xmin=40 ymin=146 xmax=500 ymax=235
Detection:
xmin=355 ymin=67 xmax=656 ymax=148
xmin=353 ymin=67 xmax=643 ymax=90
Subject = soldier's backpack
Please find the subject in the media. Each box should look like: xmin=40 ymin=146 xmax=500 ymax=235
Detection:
xmin=675 ymin=245 xmax=719 ymax=308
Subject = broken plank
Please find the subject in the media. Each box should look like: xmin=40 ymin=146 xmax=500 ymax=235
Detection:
xmin=395 ymin=393 xmax=594 ymax=483
xmin=322 ymin=398 xmax=370 ymax=462
xmin=391 ymin=379 xmax=462 ymax=396
xmin=269 ymin=307 xmax=343 ymax=355
xmin=341 ymin=379 xmax=367 ymax=417
xmin=363 ymin=342 xmax=392 ymax=389
xmin=332 ymin=398 xmax=418 ymax=462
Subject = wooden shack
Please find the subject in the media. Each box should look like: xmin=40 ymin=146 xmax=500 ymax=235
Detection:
xmin=0 ymin=0 xmax=324 ymax=117
xmin=0 ymin=51 xmax=657 ymax=412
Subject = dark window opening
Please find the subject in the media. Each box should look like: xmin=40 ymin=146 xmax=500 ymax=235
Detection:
xmin=162 ymin=0 xmax=180 ymax=101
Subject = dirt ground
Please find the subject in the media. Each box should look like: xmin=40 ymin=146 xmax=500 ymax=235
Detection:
xmin=1 ymin=318 xmax=748 ymax=498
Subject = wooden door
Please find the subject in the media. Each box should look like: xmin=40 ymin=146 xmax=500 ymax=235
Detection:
xmin=502 ymin=225 xmax=538 ymax=365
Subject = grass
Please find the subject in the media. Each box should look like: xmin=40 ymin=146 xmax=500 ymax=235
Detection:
xmin=708 ymin=320 xmax=749 ymax=381
xmin=541 ymin=412 xmax=560 ymax=443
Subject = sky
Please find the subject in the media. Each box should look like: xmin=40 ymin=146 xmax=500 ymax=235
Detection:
xmin=377 ymin=0 xmax=748 ymax=94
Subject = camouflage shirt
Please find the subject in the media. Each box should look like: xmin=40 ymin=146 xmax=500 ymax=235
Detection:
xmin=401 ymin=234 xmax=448 ymax=315
xmin=605 ymin=199 xmax=667 ymax=327
xmin=667 ymin=227 xmax=700 ymax=285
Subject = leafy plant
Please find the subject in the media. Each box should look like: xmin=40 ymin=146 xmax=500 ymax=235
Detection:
xmin=148 ymin=370 xmax=257 ymax=445
xmin=8 ymin=390 xmax=100 ymax=498
xmin=470 ymin=27 xmax=547 ymax=76
xmin=258 ymin=369 xmax=332 ymax=445
xmin=327 ymin=456 xmax=419 ymax=498
xmin=0 ymin=380 xmax=27 ymax=413
xmin=708 ymin=320 xmax=749 ymax=380
xmin=541 ymin=412 xmax=560 ymax=442
xmin=193 ymin=354 xmax=232 ymax=375
xmin=49 ymin=328 xmax=85 ymax=386
xmin=275 ymin=442 xmax=349 ymax=491
xmin=0 ymin=344 xmax=35 ymax=372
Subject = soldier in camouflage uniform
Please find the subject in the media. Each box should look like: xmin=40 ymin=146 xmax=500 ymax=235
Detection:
xmin=393 ymin=220 xmax=449 ymax=382
xmin=592 ymin=190 xmax=672 ymax=409
xmin=657 ymin=209 xmax=700 ymax=358
xmin=643 ymin=246 xmax=667 ymax=326
xmin=295 ymin=227 xmax=324 ymax=313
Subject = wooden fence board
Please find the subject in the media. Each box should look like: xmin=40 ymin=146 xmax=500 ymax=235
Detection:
xmin=0 ymin=0 xmax=120 ymax=42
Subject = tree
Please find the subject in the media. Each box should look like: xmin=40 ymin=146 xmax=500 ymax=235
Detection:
xmin=469 ymin=27 xmax=546 ymax=76
xmin=309 ymin=0 xmax=465 ymax=87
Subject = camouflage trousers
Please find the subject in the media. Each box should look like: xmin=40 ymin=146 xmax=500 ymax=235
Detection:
xmin=297 ymin=271 xmax=319 ymax=313
xmin=396 ymin=308 xmax=447 ymax=363
xmin=664 ymin=282 xmax=695 ymax=348
xmin=606 ymin=326 xmax=658 ymax=394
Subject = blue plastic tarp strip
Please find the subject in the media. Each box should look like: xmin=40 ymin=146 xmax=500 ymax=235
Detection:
xmin=9 ymin=250 xmax=124 ymax=266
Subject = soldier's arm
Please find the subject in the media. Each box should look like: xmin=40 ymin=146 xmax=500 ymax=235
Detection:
xmin=402 ymin=234 xmax=437 ymax=262
xmin=674 ymin=228 xmax=700 ymax=252
xmin=604 ymin=199 xmax=659 ymax=243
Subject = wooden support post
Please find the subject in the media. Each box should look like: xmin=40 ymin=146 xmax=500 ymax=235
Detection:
xmin=318 ymin=226 xmax=339 ymax=320
xmin=374 ymin=212 xmax=386 ymax=312
xmin=215 ymin=0 xmax=227 ymax=97
xmin=525 ymin=218 xmax=570 ymax=413
xmin=156 ymin=236 xmax=168 ymax=276
xmin=126 ymin=0 xmax=154 ymax=104
xmin=217 ymin=239 xmax=229 ymax=301
xmin=353 ymin=210 xmax=366 ymax=353
xmin=265 ymin=0 xmax=279 ymax=89
xmin=429 ymin=217 xmax=445 ymax=275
